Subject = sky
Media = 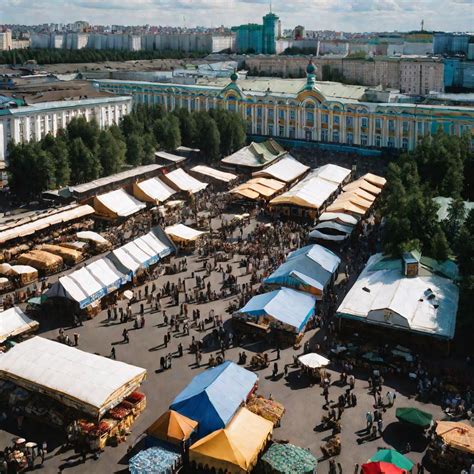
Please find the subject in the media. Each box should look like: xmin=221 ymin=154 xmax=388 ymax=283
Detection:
xmin=1 ymin=0 xmax=473 ymax=32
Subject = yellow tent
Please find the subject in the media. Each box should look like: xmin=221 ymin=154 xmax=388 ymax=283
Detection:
xmin=147 ymin=410 xmax=198 ymax=444
xmin=361 ymin=172 xmax=386 ymax=188
xmin=343 ymin=178 xmax=382 ymax=196
xmin=435 ymin=421 xmax=474 ymax=454
xmin=190 ymin=407 xmax=273 ymax=474
xmin=231 ymin=178 xmax=285 ymax=201
xmin=334 ymin=193 xmax=373 ymax=210
xmin=326 ymin=200 xmax=367 ymax=216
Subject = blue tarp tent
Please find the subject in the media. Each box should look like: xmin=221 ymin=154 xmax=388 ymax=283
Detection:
xmin=237 ymin=287 xmax=316 ymax=333
xmin=170 ymin=361 xmax=257 ymax=438
xmin=264 ymin=244 xmax=340 ymax=299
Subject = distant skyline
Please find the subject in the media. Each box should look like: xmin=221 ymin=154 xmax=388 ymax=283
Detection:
xmin=1 ymin=0 xmax=473 ymax=32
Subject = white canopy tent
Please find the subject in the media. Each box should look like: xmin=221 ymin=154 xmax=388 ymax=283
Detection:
xmin=252 ymin=156 xmax=309 ymax=183
xmin=133 ymin=177 xmax=176 ymax=204
xmin=164 ymin=168 xmax=208 ymax=194
xmin=77 ymin=231 xmax=109 ymax=245
xmin=0 ymin=336 xmax=146 ymax=418
xmin=165 ymin=224 xmax=206 ymax=242
xmin=318 ymin=212 xmax=359 ymax=226
xmin=190 ymin=165 xmax=237 ymax=183
xmin=0 ymin=307 xmax=39 ymax=343
xmin=93 ymin=189 xmax=146 ymax=218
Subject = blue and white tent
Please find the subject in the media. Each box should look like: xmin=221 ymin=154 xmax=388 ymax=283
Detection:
xmin=170 ymin=361 xmax=257 ymax=438
xmin=236 ymin=287 xmax=316 ymax=333
xmin=264 ymin=244 xmax=340 ymax=299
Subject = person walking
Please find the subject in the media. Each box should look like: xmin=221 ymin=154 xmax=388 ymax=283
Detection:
xmin=272 ymin=362 xmax=279 ymax=378
xmin=110 ymin=347 xmax=116 ymax=359
xmin=377 ymin=417 xmax=384 ymax=436
xmin=122 ymin=328 xmax=129 ymax=344
xmin=73 ymin=333 xmax=79 ymax=346
xmin=366 ymin=411 xmax=373 ymax=432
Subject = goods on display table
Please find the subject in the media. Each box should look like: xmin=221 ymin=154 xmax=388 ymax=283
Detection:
xmin=260 ymin=442 xmax=317 ymax=474
xmin=129 ymin=444 xmax=182 ymax=474
xmin=246 ymin=395 xmax=285 ymax=427
xmin=0 ymin=264 xmax=38 ymax=286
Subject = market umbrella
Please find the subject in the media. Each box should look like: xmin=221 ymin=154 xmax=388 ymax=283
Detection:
xmin=146 ymin=410 xmax=198 ymax=444
xmin=395 ymin=407 xmax=432 ymax=428
xmin=362 ymin=461 xmax=407 ymax=474
xmin=298 ymin=353 xmax=330 ymax=369
xmin=369 ymin=449 xmax=414 ymax=471
xmin=435 ymin=421 xmax=474 ymax=454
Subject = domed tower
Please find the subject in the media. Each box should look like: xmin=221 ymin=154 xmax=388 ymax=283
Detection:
xmin=230 ymin=69 xmax=238 ymax=83
xmin=306 ymin=57 xmax=317 ymax=86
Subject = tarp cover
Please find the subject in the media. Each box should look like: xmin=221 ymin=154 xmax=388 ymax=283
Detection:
xmin=171 ymin=361 xmax=257 ymax=437
xmin=191 ymin=166 xmax=237 ymax=183
xmin=435 ymin=421 xmax=474 ymax=454
xmin=189 ymin=407 xmax=272 ymax=474
xmin=264 ymin=244 xmax=340 ymax=297
xmin=252 ymin=156 xmax=309 ymax=183
xmin=298 ymin=353 xmax=330 ymax=369
xmin=0 ymin=307 xmax=39 ymax=343
xmin=0 ymin=336 xmax=146 ymax=417
xmin=319 ymin=212 xmax=359 ymax=226
xmin=94 ymin=189 xmax=146 ymax=218
xmin=261 ymin=443 xmax=317 ymax=474
xmin=77 ymin=231 xmax=109 ymax=245
xmin=237 ymin=287 xmax=316 ymax=333
xmin=133 ymin=178 xmax=176 ymax=204
xmin=129 ymin=446 xmax=181 ymax=474
xmin=165 ymin=224 xmax=206 ymax=242
xmin=165 ymin=168 xmax=208 ymax=194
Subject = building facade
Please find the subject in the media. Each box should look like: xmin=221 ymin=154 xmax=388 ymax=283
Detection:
xmin=0 ymin=96 xmax=132 ymax=164
xmin=0 ymin=31 xmax=13 ymax=51
xmin=93 ymin=63 xmax=473 ymax=152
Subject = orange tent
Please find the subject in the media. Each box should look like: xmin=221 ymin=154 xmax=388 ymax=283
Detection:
xmin=147 ymin=410 xmax=198 ymax=444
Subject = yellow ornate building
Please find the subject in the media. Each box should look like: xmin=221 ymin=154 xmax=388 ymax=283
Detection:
xmin=93 ymin=61 xmax=474 ymax=152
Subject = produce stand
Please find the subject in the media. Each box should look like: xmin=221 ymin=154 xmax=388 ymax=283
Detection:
xmin=17 ymin=250 xmax=63 ymax=274
xmin=38 ymin=244 xmax=84 ymax=265
xmin=129 ymin=444 xmax=182 ymax=474
xmin=260 ymin=442 xmax=317 ymax=474
xmin=246 ymin=395 xmax=285 ymax=427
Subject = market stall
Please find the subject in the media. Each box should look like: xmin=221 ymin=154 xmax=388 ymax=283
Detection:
xmin=0 ymin=264 xmax=38 ymax=286
xmin=146 ymin=409 xmax=198 ymax=445
xmin=17 ymin=249 xmax=63 ymax=274
xmin=165 ymin=224 xmax=206 ymax=247
xmin=93 ymin=189 xmax=146 ymax=219
xmin=264 ymin=244 xmax=340 ymax=299
xmin=162 ymin=168 xmax=208 ymax=194
xmin=260 ymin=442 xmax=317 ymax=474
xmin=231 ymin=177 xmax=286 ymax=201
xmin=369 ymin=449 xmax=413 ymax=471
xmin=38 ymin=244 xmax=84 ymax=265
xmin=77 ymin=231 xmax=112 ymax=253
xmin=395 ymin=407 xmax=433 ymax=428
xmin=171 ymin=361 xmax=257 ymax=438
xmin=132 ymin=177 xmax=176 ymax=205
xmin=190 ymin=165 xmax=238 ymax=184
xmin=427 ymin=421 xmax=474 ymax=472
xmin=246 ymin=395 xmax=285 ymax=427
xmin=0 ymin=306 xmax=39 ymax=344
xmin=298 ymin=353 xmax=330 ymax=381
xmin=233 ymin=288 xmax=316 ymax=345
xmin=189 ymin=407 xmax=273 ymax=474
xmin=129 ymin=444 xmax=182 ymax=474
xmin=252 ymin=156 xmax=309 ymax=184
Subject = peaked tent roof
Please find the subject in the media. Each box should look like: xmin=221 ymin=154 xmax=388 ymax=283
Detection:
xmin=164 ymin=168 xmax=208 ymax=194
xmin=93 ymin=189 xmax=146 ymax=218
xmin=252 ymin=156 xmax=309 ymax=183
xmin=265 ymin=244 xmax=340 ymax=296
xmin=189 ymin=407 xmax=273 ymax=473
xmin=191 ymin=165 xmax=237 ymax=183
xmin=171 ymin=361 xmax=257 ymax=437
xmin=132 ymin=177 xmax=176 ymax=204
xmin=165 ymin=224 xmax=206 ymax=242
xmin=147 ymin=410 xmax=198 ymax=444
xmin=237 ymin=287 xmax=316 ymax=332
xmin=0 ymin=307 xmax=39 ymax=343
xmin=221 ymin=139 xmax=286 ymax=168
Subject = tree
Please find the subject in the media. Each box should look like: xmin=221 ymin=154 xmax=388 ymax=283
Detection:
xmin=98 ymin=130 xmax=125 ymax=175
xmin=430 ymin=230 xmax=450 ymax=261
xmin=68 ymin=137 xmax=102 ymax=183
xmin=125 ymin=134 xmax=145 ymax=166
xmin=194 ymin=113 xmax=220 ymax=163
xmin=210 ymin=110 xmax=246 ymax=157
xmin=142 ymin=132 xmax=157 ymax=165
xmin=456 ymin=209 xmax=474 ymax=277
xmin=444 ymin=197 xmax=466 ymax=244
xmin=66 ymin=116 xmax=100 ymax=153
xmin=174 ymin=108 xmax=197 ymax=147
xmin=153 ymin=115 xmax=181 ymax=151
xmin=42 ymin=134 xmax=70 ymax=187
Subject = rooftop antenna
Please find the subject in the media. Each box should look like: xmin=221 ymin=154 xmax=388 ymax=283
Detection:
xmin=269 ymin=0 xmax=272 ymax=13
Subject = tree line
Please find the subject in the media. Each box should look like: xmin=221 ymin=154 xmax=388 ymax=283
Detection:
xmin=381 ymin=130 xmax=473 ymax=332
xmin=0 ymin=48 xmax=207 ymax=66
xmin=7 ymin=104 xmax=246 ymax=199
